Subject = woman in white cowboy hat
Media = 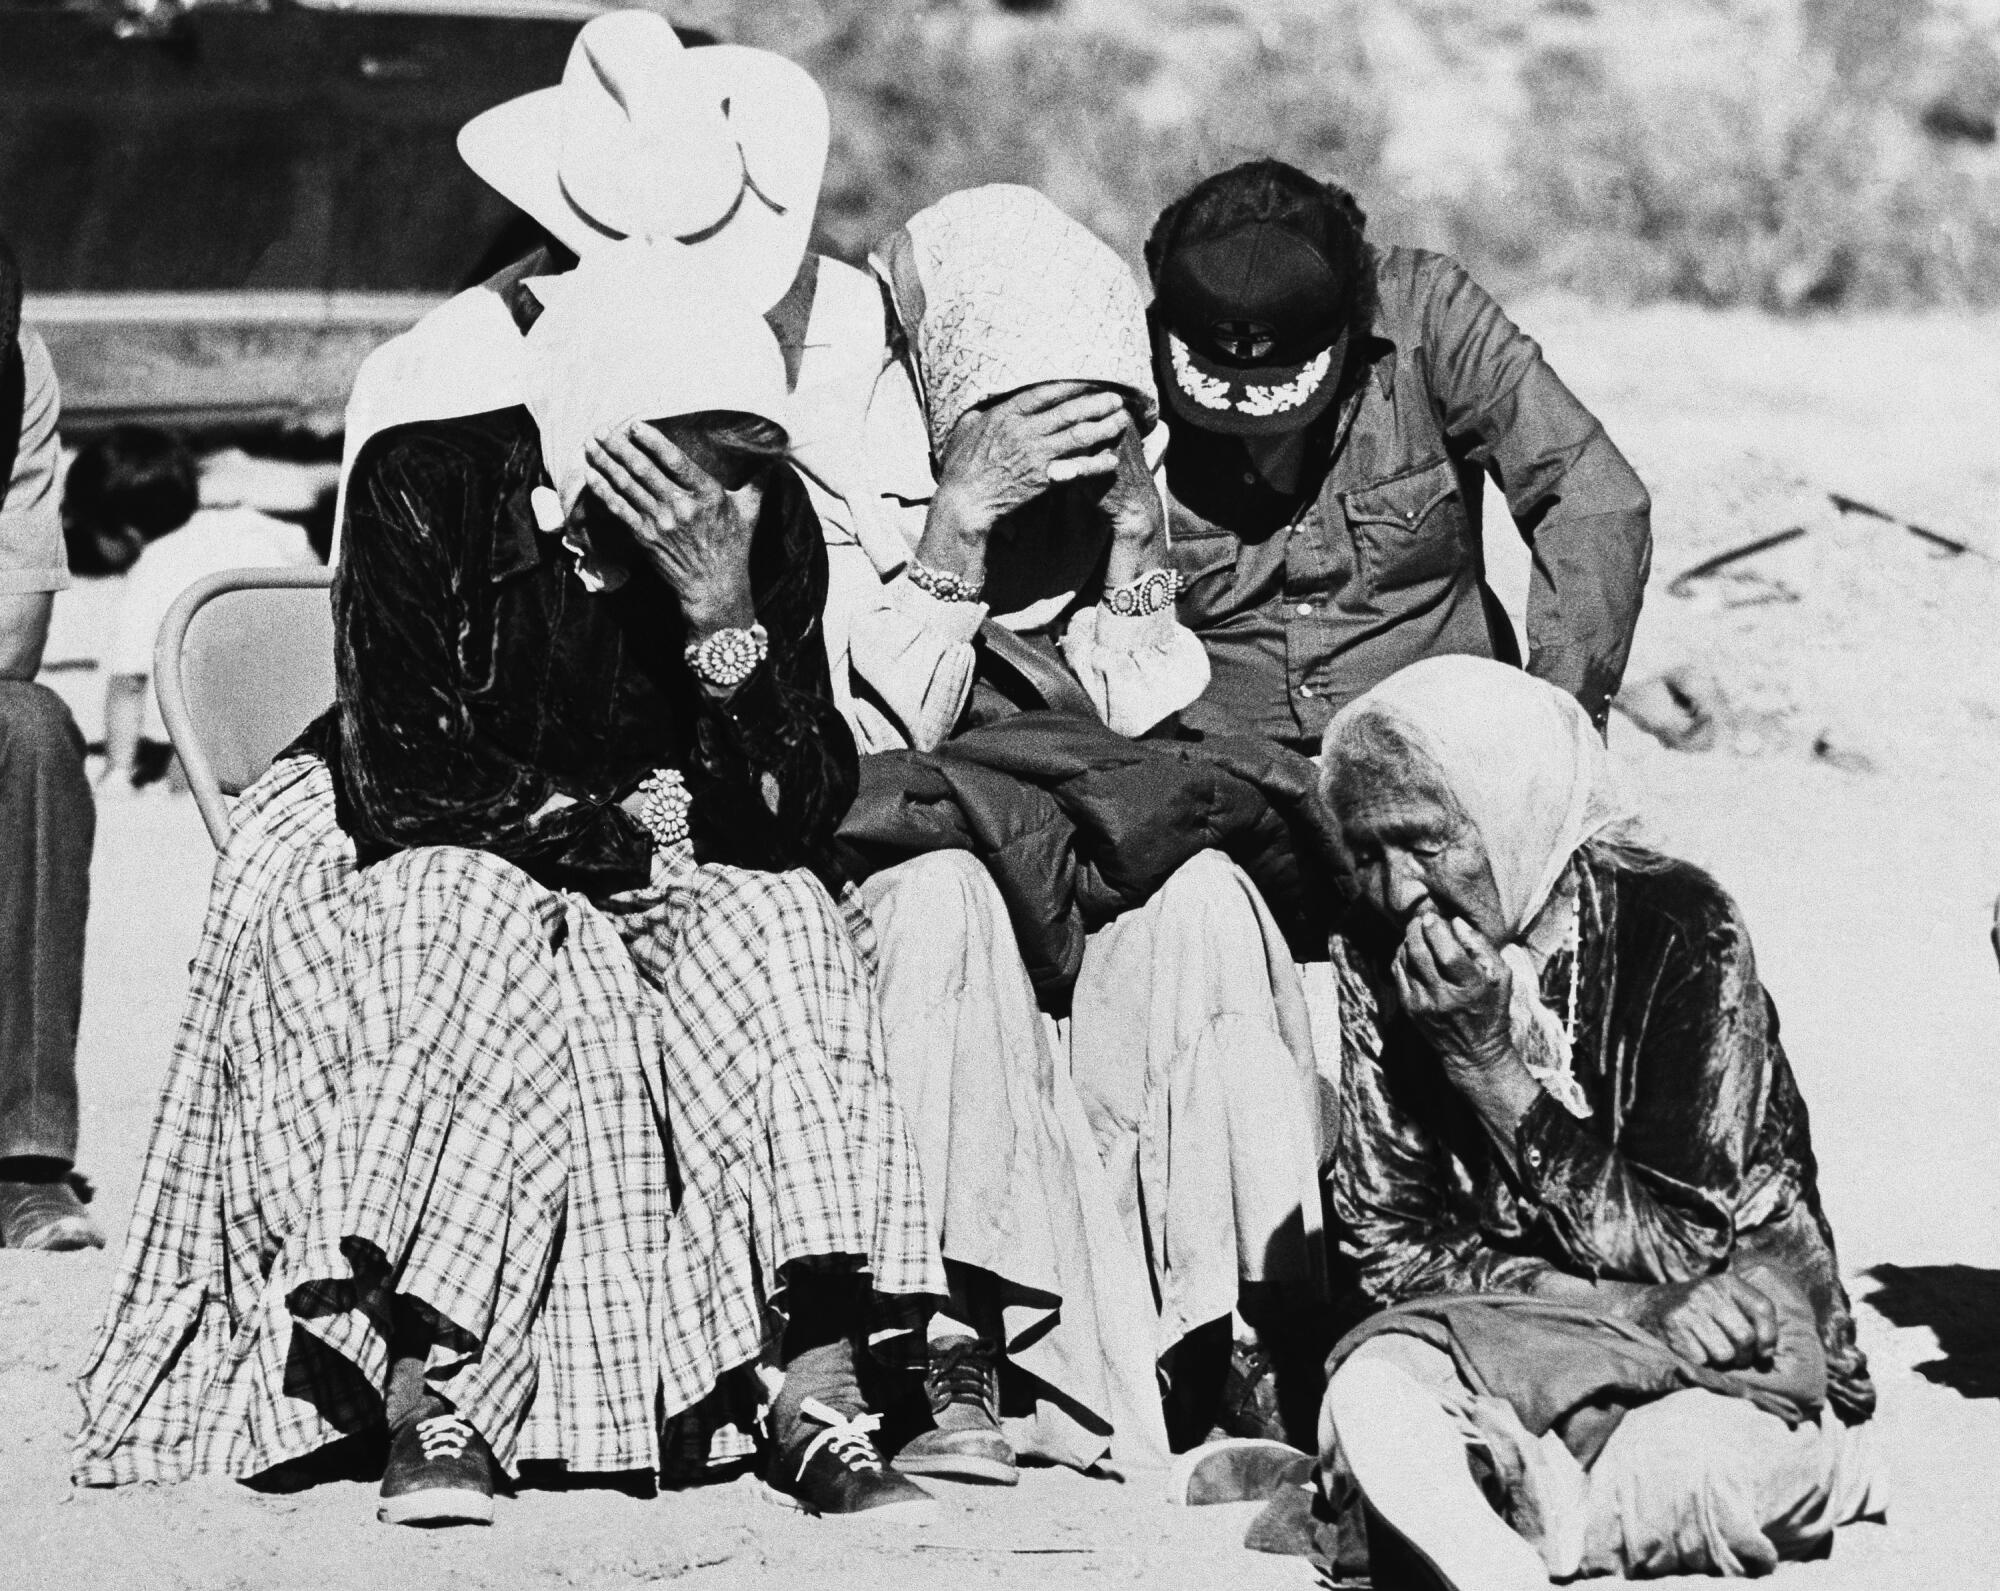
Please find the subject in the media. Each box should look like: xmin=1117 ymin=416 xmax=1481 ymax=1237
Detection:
xmin=75 ymin=242 xmax=944 ymax=1528
xmin=333 ymin=9 xmax=890 ymax=569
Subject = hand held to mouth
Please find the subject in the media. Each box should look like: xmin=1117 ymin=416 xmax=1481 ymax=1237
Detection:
xmin=1393 ymin=908 xmax=1544 ymax=1158
xmin=586 ymin=422 xmax=757 ymax=639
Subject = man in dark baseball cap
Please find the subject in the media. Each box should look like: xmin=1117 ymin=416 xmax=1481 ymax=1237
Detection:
xmin=1146 ymin=159 xmax=1651 ymax=749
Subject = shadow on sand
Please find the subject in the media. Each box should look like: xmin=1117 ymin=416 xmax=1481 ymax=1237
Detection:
xmin=1863 ymin=1263 xmax=2000 ymax=1399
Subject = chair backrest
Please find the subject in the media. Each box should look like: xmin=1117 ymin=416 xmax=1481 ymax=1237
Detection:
xmin=153 ymin=565 xmax=336 ymax=849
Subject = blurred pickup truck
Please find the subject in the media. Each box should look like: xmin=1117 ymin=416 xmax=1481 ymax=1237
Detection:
xmin=5 ymin=0 xmax=687 ymax=438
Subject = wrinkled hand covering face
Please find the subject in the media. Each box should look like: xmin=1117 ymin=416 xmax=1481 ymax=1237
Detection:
xmin=871 ymin=183 xmax=1159 ymax=458
xmin=523 ymin=240 xmax=789 ymax=517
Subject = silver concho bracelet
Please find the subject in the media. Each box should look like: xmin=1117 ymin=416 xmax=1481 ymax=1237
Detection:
xmin=905 ymin=559 xmax=985 ymax=604
xmin=635 ymin=768 xmax=693 ymax=852
xmin=1102 ymin=566 xmax=1183 ymax=618
xmin=683 ymin=622 xmax=770 ymax=690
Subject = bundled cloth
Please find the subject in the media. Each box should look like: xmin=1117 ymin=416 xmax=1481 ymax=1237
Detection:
xmin=834 ymin=711 xmax=1346 ymax=1005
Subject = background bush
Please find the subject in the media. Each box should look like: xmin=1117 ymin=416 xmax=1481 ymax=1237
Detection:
xmin=729 ymin=0 xmax=2000 ymax=310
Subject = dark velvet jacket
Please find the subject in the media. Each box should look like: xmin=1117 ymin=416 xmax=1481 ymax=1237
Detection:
xmin=1329 ymin=849 xmax=1874 ymax=1421
xmin=308 ymin=406 xmax=857 ymax=894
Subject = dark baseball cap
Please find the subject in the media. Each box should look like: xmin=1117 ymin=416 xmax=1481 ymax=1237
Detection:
xmin=1152 ymin=220 xmax=1351 ymax=436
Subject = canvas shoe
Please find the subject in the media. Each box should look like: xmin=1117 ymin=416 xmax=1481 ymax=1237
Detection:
xmin=377 ymin=1409 xmax=497 ymax=1526
xmin=762 ymin=1398 xmax=939 ymax=1520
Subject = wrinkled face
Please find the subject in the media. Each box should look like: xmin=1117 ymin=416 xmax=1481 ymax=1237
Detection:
xmin=1332 ymin=759 xmax=1507 ymax=943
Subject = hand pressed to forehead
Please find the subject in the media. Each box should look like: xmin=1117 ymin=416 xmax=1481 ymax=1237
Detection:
xmin=583 ymin=420 xmax=761 ymax=634
xmin=934 ymin=382 xmax=1128 ymax=529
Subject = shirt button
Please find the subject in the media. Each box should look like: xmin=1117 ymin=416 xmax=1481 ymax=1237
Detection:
xmin=1295 ymin=603 xmax=1314 ymax=617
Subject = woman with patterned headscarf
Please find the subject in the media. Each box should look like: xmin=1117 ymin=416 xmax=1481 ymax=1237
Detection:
xmin=819 ymin=186 xmax=1330 ymax=1485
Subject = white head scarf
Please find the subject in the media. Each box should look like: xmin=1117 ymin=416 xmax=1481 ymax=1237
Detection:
xmin=522 ymin=239 xmax=790 ymax=518
xmin=1323 ymin=656 xmax=1632 ymax=1112
xmin=869 ymin=184 xmax=1158 ymax=456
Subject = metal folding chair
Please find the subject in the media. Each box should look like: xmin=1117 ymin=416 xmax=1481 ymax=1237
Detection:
xmin=152 ymin=565 xmax=336 ymax=849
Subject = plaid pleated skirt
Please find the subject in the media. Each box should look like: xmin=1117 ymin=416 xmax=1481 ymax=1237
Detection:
xmin=72 ymin=755 xmax=940 ymax=1487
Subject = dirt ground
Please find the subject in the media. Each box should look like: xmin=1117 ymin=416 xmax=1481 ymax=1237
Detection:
xmin=5 ymin=301 xmax=1999 ymax=1589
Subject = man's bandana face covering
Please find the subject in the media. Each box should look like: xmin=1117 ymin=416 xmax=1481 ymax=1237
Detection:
xmin=1153 ymin=220 xmax=1351 ymax=437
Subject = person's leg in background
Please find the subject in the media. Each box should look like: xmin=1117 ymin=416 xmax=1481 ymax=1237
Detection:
xmin=0 ymin=679 xmax=100 ymax=1250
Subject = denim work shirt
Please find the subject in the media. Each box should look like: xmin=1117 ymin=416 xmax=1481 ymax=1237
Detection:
xmin=317 ymin=405 xmax=857 ymax=895
xmin=1166 ymin=247 xmax=1652 ymax=751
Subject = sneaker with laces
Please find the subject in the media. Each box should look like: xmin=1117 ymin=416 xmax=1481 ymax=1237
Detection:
xmin=377 ymin=1409 xmax=497 ymax=1526
xmin=892 ymin=1335 xmax=1018 ymax=1485
xmin=762 ymin=1398 xmax=939 ymax=1519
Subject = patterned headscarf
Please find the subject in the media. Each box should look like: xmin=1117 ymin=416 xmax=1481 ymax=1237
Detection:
xmin=1323 ymin=656 xmax=1631 ymax=1110
xmin=869 ymin=184 xmax=1157 ymax=456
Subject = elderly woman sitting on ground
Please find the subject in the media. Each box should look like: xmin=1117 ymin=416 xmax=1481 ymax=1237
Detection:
xmin=74 ymin=243 xmax=943 ymax=1528
xmin=819 ymin=184 xmax=1330 ymax=1481
xmin=1203 ymin=656 xmax=1881 ymax=1585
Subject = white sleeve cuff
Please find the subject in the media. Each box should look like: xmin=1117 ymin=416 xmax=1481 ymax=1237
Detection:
xmin=888 ymin=569 xmax=989 ymax=644
xmin=1090 ymin=600 xmax=1179 ymax=655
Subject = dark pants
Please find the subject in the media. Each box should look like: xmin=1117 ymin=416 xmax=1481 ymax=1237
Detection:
xmin=0 ymin=680 xmax=93 ymax=1164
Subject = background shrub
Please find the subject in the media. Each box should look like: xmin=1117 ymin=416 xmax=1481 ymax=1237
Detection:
xmin=731 ymin=0 xmax=2000 ymax=310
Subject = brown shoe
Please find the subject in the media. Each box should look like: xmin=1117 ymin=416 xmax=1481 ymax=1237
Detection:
xmin=892 ymin=1336 xmax=1018 ymax=1485
xmin=0 ymin=1176 xmax=104 ymax=1251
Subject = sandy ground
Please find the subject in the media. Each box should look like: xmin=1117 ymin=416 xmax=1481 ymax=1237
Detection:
xmin=6 ymin=302 xmax=1999 ymax=1589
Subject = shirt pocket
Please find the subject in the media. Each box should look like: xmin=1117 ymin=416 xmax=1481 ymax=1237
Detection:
xmin=1342 ymin=457 xmax=1467 ymax=602
xmin=1167 ymin=512 xmax=1240 ymax=581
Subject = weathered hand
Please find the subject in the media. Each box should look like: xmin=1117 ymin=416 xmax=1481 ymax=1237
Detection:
xmin=585 ymin=422 xmax=757 ymax=634
xmin=1391 ymin=908 xmax=1515 ymax=1070
xmin=931 ymin=383 xmax=1127 ymax=540
xmin=1098 ymin=414 xmax=1165 ymax=543
xmin=1622 ymin=1272 xmax=1781 ymax=1370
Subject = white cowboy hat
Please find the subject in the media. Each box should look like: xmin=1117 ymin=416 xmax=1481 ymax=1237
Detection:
xmin=457 ymin=10 xmax=829 ymax=314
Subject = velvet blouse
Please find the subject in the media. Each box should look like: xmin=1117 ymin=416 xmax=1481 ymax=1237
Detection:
xmin=310 ymin=405 xmax=857 ymax=894
xmin=1329 ymin=849 xmax=1874 ymax=1421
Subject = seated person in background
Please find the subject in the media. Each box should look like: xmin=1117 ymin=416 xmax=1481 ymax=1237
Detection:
xmin=69 ymin=427 xmax=319 ymax=791
xmin=1221 ymin=656 xmax=1878 ymax=1586
xmin=826 ymin=185 xmax=1329 ymax=1477
xmin=74 ymin=243 xmax=944 ymax=1528
xmin=0 ymin=235 xmax=101 ymax=1251
xmin=1146 ymin=160 xmax=1652 ymax=748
